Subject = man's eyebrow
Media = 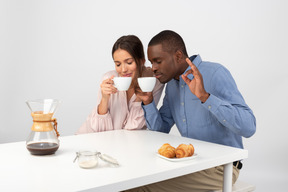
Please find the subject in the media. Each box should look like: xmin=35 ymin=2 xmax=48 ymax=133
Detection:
xmin=152 ymin=57 xmax=161 ymax=60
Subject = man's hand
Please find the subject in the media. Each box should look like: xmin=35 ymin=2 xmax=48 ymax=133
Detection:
xmin=181 ymin=58 xmax=209 ymax=103
xmin=134 ymin=87 xmax=154 ymax=105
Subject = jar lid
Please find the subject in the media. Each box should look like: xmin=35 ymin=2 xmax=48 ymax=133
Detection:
xmin=73 ymin=151 xmax=119 ymax=167
xmin=98 ymin=153 xmax=119 ymax=166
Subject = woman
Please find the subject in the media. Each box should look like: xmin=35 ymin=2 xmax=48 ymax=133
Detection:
xmin=76 ymin=35 xmax=164 ymax=134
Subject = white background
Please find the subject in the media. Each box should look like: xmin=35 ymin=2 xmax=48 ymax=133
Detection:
xmin=1 ymin=0 xmax=287 ymax=191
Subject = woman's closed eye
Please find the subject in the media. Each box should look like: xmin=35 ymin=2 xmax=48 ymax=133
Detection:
xmin=114 ymin=58 xmax=134 ymax=67
xmin=114 ymin=62 xmax=121 ymax=67
xmin=126 ymin=58 xmax=134 ymax=65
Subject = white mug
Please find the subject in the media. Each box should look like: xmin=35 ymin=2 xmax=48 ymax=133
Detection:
xmin=137 ymin=77 xmax=156 ymax=92
xmin=113 ymin=77 xmax=132 ymax=91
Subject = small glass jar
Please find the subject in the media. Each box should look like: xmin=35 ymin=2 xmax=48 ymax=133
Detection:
xmin=76 ymin=151 xmax=99 ymax=169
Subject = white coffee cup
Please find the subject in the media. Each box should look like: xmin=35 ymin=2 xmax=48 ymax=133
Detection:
xmin=113 ymin=77 xmax=132 ymax=91
xmin=137 ymin=77 xmax=156 ymax=92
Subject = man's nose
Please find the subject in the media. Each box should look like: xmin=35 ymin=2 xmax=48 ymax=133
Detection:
xmin=152 ymin=63 xmax=158 ymax=72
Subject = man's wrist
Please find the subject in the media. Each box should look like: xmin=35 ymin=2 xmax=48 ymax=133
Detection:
xmin=143 ymin=99 xmax=153 ymax=105
xmin=200 ymin=92 xmax=210 ymax=103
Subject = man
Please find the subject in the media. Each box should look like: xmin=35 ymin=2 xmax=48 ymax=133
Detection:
xmin=131 ymin=30 xmax=256 ymax=192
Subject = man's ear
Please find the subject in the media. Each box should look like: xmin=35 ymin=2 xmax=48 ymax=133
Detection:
xmin=175 ymin=50 xmax=183 ymax=63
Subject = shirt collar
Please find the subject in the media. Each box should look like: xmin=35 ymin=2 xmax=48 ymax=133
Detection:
xmin=190 ymin=54 xmax=202 ymax=68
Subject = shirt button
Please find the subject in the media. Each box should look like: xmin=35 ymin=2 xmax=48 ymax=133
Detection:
xmin=183 ymin=119 xmax=186 ymax=122
xmin=208 ymin=105 xmax=211 ymax=109
xmin=181 ymin=102 xmax=184 ymax=106
xmin=223 ymin=119 xmax=226 ymax=122
xmin=181 ymin=85 xmax=184 ymax=88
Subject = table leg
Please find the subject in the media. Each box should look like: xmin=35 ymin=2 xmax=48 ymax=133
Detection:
xmin=223 ymin=162 xmax=233 ymax=192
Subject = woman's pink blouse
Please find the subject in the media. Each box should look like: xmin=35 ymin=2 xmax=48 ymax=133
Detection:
xmin=76 ymin=70 xmax=164 ymax=134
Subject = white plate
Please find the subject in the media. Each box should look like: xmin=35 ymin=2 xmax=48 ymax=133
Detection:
xmin=156 ymin=153 xmax=198 ymax=162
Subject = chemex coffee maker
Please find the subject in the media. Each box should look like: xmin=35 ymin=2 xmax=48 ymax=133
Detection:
xmin=26 ymin=99 xmax=61 ymax=155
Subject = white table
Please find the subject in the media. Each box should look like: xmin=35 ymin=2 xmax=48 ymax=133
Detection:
xmin=0 ymin=130 xmax=248 ymax=192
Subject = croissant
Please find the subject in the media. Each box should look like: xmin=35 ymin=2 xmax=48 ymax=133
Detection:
xmin=175 ymin=144 xmax=194 ymax=158
xmin=158 ymin=143 xmax=176 ymax=158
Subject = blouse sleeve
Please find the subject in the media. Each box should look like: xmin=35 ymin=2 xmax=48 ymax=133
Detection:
xmin=76 ymin=105 xmax=114 ymax=134
xmin=123 ymin=80 xmax=164 ymax=130
xmin=76 ymin=72 xmax=115 ymax=134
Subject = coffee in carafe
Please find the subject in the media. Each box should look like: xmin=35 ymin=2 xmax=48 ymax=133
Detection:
xmin=26 ymin=99 xmax=61 ymax=155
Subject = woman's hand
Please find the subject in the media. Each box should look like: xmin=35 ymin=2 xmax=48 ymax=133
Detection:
xmin=100 ymin=75 xmax=117 ymax=100
xmin=98 ymin=75 xmax=117 ymax=115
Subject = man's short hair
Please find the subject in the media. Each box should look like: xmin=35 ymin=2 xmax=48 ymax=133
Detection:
xmin=148 ymin=30 xmax=188 ymax=57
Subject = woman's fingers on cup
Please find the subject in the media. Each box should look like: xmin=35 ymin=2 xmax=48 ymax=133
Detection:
xmin=111 ymin=86 xmax=117 ymax=93
xmin=108 ymin=82 xmax=118 ymax=93
xmin=101 ymin=81 xmax=117 ymax=94
xmin=102 ymin=77 xmax=113 ymax=86
xmin=102 ymin=87 xmax=112 ymax=95
xmin=108 ymin=76 xmax=115 ymax=85
xmin=105 ymin=87 xmax=117 ymax=94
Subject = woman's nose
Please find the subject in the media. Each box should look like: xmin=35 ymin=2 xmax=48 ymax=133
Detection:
xmin=122 ymin=64 xmax=127 ymax=72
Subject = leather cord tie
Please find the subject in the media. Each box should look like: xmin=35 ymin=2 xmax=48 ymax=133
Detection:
xmin=33 ymin=118 xmax=60 ymax=137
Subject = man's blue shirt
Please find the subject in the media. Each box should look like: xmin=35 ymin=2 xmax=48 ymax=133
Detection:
xmin=142 ymin=55 xmax=256 ymax=149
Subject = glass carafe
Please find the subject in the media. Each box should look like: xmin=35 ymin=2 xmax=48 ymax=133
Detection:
xmin=26 ymin=99 xmax=61 ymax=155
